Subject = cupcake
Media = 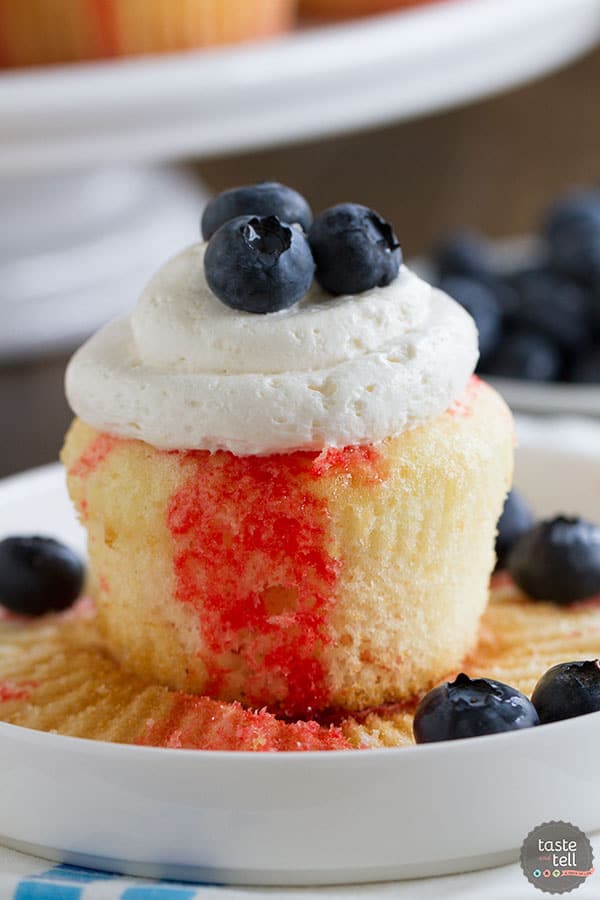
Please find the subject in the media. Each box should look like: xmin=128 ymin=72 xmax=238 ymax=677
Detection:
xmin=300 ymin=0 xmax=435 ymax=19
xmin=0 ymin=0 xmax=296 ymax=68
xmin=61 ymin=184 xmax=514 ymax=717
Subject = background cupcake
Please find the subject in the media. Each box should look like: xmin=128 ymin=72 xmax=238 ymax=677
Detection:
xmin=0 ymin=0 xmax=297 ymax=67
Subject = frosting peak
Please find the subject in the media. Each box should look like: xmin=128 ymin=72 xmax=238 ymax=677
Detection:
xmin=66 ymin=242 xmax=478 ymax=455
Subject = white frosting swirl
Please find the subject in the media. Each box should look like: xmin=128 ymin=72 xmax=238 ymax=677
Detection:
xmin=66 ymin=243 xmax=478 ymax=455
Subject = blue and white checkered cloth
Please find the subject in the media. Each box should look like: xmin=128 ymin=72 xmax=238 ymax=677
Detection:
xmin=2 ymin=836 xmax=600 ymax=900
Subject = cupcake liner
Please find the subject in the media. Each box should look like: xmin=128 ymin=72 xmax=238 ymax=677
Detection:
xmin=1 ymin=583 xmax=599 ymax=751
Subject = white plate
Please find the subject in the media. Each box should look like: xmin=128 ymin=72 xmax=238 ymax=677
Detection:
xmin=1 ymin=0 xmax=600 ymax=175
xmin=0 ymin=438 xmax=599 ymax=885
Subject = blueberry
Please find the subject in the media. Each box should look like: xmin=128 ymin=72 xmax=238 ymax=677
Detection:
xmin=544 ymin=189 xmax=600 ymax=239
xmin=413 ymin=673 xmax=539 ymax=743
xmin=439 ymin=275 xmax=502 ymax=361
xmin=490 ymin=278 xmax=521 ymax=319
xmin=496 ymin=490 xmax=535 ymax=570
xmin=308 ymin=203 xmax=401 ymax=295
xmin=510 ymin=268 xmax=591 ymax=352
xmin=436 ymin=230 xmax=494 ymax=280
xmin=204 ymin=215 xmax=314 ymax=314
xmin=569 ymin=345 xmax=600 ymax=383
xmin=543 ymin=190 xmax=600 ymax=285
xmin=436 ymin=231 xmax=520 ymax=317
xmin=0 ymin=536 xmax=85 ymax=617
xmin=201 ymin=182 xmax=313 ymax=241
xmin=532 ymin=660 xmax=600 ymax=724
xmin=482 ymin=330 xmax=561 ymax=381
xmin=508 ymin=516 xmax=600 ymax=605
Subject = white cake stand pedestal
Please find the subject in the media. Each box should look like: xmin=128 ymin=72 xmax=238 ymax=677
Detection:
xmin=0 ymin=166 xmax=206 ymax=359
xmin=1 ymin=0 xmax=600 ymax=359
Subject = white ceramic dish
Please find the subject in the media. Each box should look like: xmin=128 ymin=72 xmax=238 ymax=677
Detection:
xmin=0 ymin=435 xmax=599 ymax=885
xmin=1 ymin=0 xmax=600 ymax=176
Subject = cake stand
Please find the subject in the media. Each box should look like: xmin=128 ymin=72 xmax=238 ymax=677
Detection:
xmin=2 ymin=0 xmax=600 ymax=359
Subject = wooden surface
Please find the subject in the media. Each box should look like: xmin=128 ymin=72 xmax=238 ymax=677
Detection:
xmin=2 ymin=45 xmax=600 ymax=478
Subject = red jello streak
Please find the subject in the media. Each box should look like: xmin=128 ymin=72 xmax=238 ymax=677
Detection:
xmin=69 ymin=433 xmax=120 ymax=478
xmin=138 ymin=693 xmax=353 ymax=752
xmin=168 ymin=451 xmax=339 ymax=716
xmin=311 ymin=444 xmax=386 ymax=482
xmin=446 ymin=374 xmax=483 ymax=418
xmin=167 ymin=445 xmax=383 ymax=717
xmin=0 ymin=681 xmax=36 ymax=702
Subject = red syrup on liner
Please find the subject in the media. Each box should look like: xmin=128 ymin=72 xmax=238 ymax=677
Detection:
xmin=138 ymin=693 xmax=354 ymax=752
xmin=0 ymin=681 xmax=36 ymax=703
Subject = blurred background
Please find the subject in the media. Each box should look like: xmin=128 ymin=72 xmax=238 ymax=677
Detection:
xmin=2 ymin=0 xmax=600 ymax=477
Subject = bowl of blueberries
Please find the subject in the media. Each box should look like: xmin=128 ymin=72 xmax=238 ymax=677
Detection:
xmin=432 ymin=187 xmax=600 ymax=416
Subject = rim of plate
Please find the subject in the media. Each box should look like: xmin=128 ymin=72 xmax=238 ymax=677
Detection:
xmin=0 ymin=709 xmax=599 ymax=762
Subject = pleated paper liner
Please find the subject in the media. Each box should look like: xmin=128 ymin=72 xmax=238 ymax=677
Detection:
xmin=0 ymin=582 xmax=599 ymax=751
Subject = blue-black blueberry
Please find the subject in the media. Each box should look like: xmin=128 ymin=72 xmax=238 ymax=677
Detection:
xmin=543 ymin=189 xmax=600 ymax=285
xmin=510 ymin=268 xmax=591 ymax=353
xmin=413 ymin=673 xmax=539 ymax=743
xmin=204 ymin=215 xmax=315 ymax=314
xmin=531 ymin=660 xmax=600 ymax=724
xmin=0 ymin=535 xmax=85 ymax=616
xmin=482 ymin=330 xmax=562 ymax=382
xmin=201 ymin=182 xmax=313 ymax=241
xmin=439 ymin=275 xmax=502 ymax=361
xmin=308 ymin=203 xmax=401 ymax=295
xmin=508 ymin=516 xmax=600 ymax=605
xmin=495 ymin=489 xmax=535 ymax=571
xmin=436 ymin=230 xmax=494 ymax=280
